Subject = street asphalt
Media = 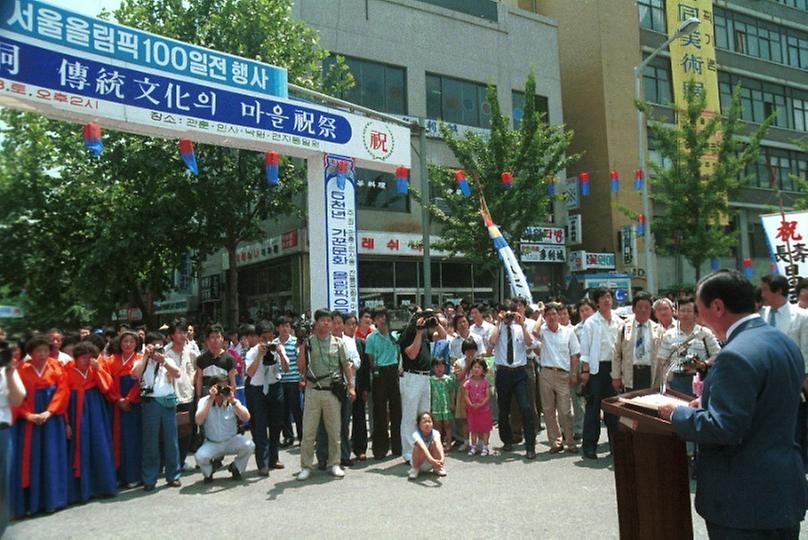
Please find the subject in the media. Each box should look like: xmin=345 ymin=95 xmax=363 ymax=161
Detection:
xmin=3 ymin=426 xmax=775 ymax=539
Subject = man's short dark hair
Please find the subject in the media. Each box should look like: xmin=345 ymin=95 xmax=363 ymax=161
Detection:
xmin=145 ymin=332 xmax=165 ymax=345
xmin=575 ymin=298 xmax=595 ymax=312
xmin=631 ymin=291 xmax=653 ymax=309
xmin=678 ymin=295 xmax=696 ymax=309
xmin=255 ymin=320 xmax=275 ymax=336
xmin=330 ymin=310 xmax=345 ymax=322
xmin=544 ymin=302 xmax=563 ymax=313
xmin=442 ymin=301 xmax=455 ymax=309
xmin=761 ymin=274 xmax=789 ymax=297
xmin=591 ymin=287 xmax=612 ymax=304
xmin=512 ymin=297 xmax=528 ymax=308
xmin=796 ymin=277 xmax=808 ymax=297
xmin=344 ymin=313 xmax=357 ymax=325
xmin=470 ymin=303 xmax=487 ymax=314
xmin=166 ymin=318 xmax=189 ymax=337
xmin=205 ymin=323 xmax=225 ymax=337
xmin=274 ymin=316 xmax=291 ymax=328
xmin=238 ymin=324 xmax=256 ymax=339
xmin=697 ymin=270 xmax=756 ymax=315
xmin=359 ymin=307 xmax=372 ymax=318
xmin=313 ymin=308 xmax=332 ymax=321
xmin=452 ymin=313 xmax=469 ymax=328
xmin=370 ymin=307 xmax=388 ymax=320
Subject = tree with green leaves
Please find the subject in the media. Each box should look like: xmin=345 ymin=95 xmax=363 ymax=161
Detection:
xmin=0 ymin=0 xmax=351 ymax=328
xmin=413 ymin=73 xmax=578 ymax=301
xmin=640 ymin=82 xmax=772 ymax=281
xmin=791 ymin=139 xmax=808 ymax=210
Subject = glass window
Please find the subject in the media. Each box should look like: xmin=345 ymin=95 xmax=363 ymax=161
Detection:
xmin=512 ymin=90 xmax=550 ymax=127
xmin=323 ymin=55 xmax=407 ymax=115
xmin=643 ymin=56 xmax=672 ymax=105
xmin=638 ymin=0 xmax=666 ymax=32
xmin=425 ymin=73 xmax=492 ymax=128
xmin=441 ymin=262 xmax=473 ymax=288
xmin=355 ymin=167 xmax=409 ymax=213
xmin=358 ymin=260 xmax=394 ymax=289
xmin=794 ymin=97 xmax=808 ymax=132
xmin=714 ymin=8 xmax=730 ymax=50
xmin=395 ymin=261 xmax=418 ymax=288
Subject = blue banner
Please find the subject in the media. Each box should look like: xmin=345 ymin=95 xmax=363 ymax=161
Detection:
xmin=0 ymin=0 xmax=287 ymax=97
xmin=0 ymin=36 xmax=351 ymax=144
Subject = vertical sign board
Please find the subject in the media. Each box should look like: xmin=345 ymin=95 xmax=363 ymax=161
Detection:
xmin=323 ymin=155 xmax=358 ymax=315
xmin=761 ymin=211 xmax=808 ymax=302
xmin=0 ymin=0 xmax=410 ymax=169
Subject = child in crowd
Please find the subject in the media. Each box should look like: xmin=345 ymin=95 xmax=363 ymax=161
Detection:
xmin=464 ymin=357 xmax=492 ymax=457
xmin=408 ymin=411 xmax=446 ymax=480
xmin=430 ymin=358 xmax=456 ymax=452
xmin=452 ymin=337 xmax=478 ymax=452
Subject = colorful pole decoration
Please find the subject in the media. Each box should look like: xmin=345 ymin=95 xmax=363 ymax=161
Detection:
xmin=634 ymin=169 xmax=644 ymax=191
xmin=610 ymin=169 xmax=619 ymax=193
xmin=546 ymin=176 xmax=556 ymax=197
xmin=335 ymin=160 xmax=349 ymax=190
xmin=710 ymin=257 xmax=721 ymax=271
xmin=395 ymin=166 xmax=409 ymax=194
xmin=264 ymin=151 xmax=280 ymax=186
xmin=82 ymin=123 xmax=103 ymax=157
xmin=455 ymin=170 xmax=471 ymax=197
xmin=578 ymin=172 xmax=590 ymax=196
xmin=482 ymin=208 xmax=533 ymax=302
xmin=636 ymin=213 xmax=646 ymax=236
xmin=178 ymin=139 xmax=198 ymax=176
xmin=743 ymin=257 xmax=753 ymax=278
xmin=500 ymin=171 xmax=513 ymax=189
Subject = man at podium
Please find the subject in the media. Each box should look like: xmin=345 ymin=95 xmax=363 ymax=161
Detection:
xmin=659 ymin=270 xmax=806 ymax=539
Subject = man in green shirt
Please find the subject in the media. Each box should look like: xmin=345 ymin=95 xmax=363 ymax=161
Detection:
xmin=365 ymin=307 xmax=402 ymax=460
xmin=297 ymin=309 xmax=355 ymax=480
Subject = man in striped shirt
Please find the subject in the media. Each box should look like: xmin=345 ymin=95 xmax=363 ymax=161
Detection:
xmin=275 ymin=317 xmax=301 ymax=448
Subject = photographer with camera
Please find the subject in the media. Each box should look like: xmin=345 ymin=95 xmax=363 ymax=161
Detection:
xmin=399 ymin=309 xmax=447 ymax=464
xmin=0 ymin=340 xmax=25 ymax=535
xmin=194 ymin=383 xmax=253 ymax=483
xmin=296 ymin=309 xmax=355 ymax=481
xmin=132 ymin=332 xmax=182 ymax=491
xmin=244 ymin=320 xmax=289 ymax=476
xmin=489 ymin=302 xmax=537 ymax=459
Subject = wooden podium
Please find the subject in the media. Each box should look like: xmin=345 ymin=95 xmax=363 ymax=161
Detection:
xmin=601 ymin=388 xmax=694 ymax=540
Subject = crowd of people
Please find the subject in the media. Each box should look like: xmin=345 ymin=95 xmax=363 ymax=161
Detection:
xmin=0 ymin=272 xmax=807 ymax=536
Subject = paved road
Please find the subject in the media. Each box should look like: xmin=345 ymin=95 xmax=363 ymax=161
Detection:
xmin=5 ymin=428 xmax=719 ymax=539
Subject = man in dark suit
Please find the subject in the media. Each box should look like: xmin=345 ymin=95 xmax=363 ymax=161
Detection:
xmin=660 ymin=270 xmax=806 ymax=539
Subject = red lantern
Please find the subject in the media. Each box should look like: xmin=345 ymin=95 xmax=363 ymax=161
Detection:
xmin=500 ymin=172 xmax=513 ymax=189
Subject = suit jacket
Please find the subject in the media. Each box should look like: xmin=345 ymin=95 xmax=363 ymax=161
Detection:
xmin=611 ymin=317 xmax=663 ymax=389
xmin=671 ymin=317 xmax=807 ymax=530
xmin=760 ymin=302 xmax=808 ymax=375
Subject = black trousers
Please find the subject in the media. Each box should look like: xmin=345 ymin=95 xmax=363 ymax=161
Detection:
xmin=351 ymin=395 xmax=368 ymax=456
xmin=706 ymin=521 xmax=800 ymax=539
xmin=281 ymin=382 xmax=303 ymax=441
xmin=582 ymin=362 xmax=617 ymax=455
xmin=631 ymin=364 xmax=652 ymax=390
xmin=246 ymin=383 xmax=284 ymax=469
xmin=371 ymin=365 xmax=402 ymax=457
xmin=496 ymin=365 xmax=536 ymax=453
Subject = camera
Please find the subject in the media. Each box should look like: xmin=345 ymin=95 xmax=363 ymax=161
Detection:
xmin=153 ymin=344 xmax=164 ymax=354
xmin=414 ymin=309 xmax=438 ymax=329
xmin=294 ymin=319 xmax=313 ymax=341
xmin=0 ymin=341 xmax=11 ymax=368
xmin=262 ymin=342 xmax=279 ymax=366
xmin=215 ymin=384 xmax=231 ymax=397
xmin=504 ymin=311 xmax=515 ymax=325
xmin=140 ymin=385 xmax=154 ymax=398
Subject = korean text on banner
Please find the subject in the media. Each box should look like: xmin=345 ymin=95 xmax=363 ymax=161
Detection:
xmin=324 ymin=155 xmax=358 ymax=316
xmin=760 ymin=211 xmax=808 ymax=301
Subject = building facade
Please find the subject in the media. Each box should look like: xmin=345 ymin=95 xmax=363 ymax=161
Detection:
xmin=536 ymin=0 xmax=808 ymax=293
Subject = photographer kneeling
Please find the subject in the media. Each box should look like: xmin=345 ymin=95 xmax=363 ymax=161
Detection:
xmin=399 ymin=310 xmax=447 ymax=464
xmin=132 ymin=332 xmax=182 ymax=491
xmin=194 ymin=384 xmax=253 ymax=482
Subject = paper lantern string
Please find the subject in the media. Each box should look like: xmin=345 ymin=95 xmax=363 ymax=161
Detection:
xmin=743 ymin=257 xmax=753 ymax=278
xmin=634 ymin=169 xmax=644 ymax=191
xmin=546 ymin=176 xmax=555 ymax=197
xmin=636 ymin=213 xmax=646 ymax=236
xmin=264 ymin=151 xmax=279 ymax=186
xmin=335 ymin=160 xmax=349 ymax=190
xmin=610 ymin=170 xmax=619 ymax=193
xmin=178 ymin=139 xmax=198 ymax=176
xmin=578 ymin=172 xmax=590 ymax=196
xmin=395 ymin=166 xmax=409 ymax=194
xmin=82 ymin=123 xmax=103 ymax=157
xmin=500 ymin=172 xmax=513 ymax=189
xmin=454 ymin=170 xmax=471 ymax=197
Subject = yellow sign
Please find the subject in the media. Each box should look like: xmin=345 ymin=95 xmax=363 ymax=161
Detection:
xmin=666 ymin=0 xmax=721 ymax=170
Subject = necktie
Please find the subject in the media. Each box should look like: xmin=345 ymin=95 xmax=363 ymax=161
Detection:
xmin=635 ymin=323 xmax=645 ymax=360
xmin=769 ymin=308 xmax=777 ymax=327
xmin=506 ymin=325 xmax=514 ymax=365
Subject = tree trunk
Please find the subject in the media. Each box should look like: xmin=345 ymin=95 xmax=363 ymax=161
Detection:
xmin=226 ymin=241 xmax=239 ymax=328
xmin=491 ymin=268 xmax=502 ymax=304
xmin=131 ymin=285 xmax=156 ymax=328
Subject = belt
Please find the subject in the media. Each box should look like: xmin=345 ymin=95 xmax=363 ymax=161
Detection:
xmin=377 ymin=364 xmax=398 ymax=370
xmin=634 ymin=365 xmax=651 ymax=369
xmin=542 ymin=366 xmax=568 ymax=373
xmin=404 ymin=370 xmax=430 ymax=375
xmin=497 ymin=364 xmax=526 ymax=370
xmin=0 ymin=422 xmax=10 ymax=430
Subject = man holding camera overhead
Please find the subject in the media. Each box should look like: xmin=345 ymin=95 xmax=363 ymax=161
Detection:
xmin=399 ymin=309 xmax=448 ymax=464
xmin=194 ymin=383 xmax=253 ymax=483
xmin=244 ymin=320 xmax=289 ymax=477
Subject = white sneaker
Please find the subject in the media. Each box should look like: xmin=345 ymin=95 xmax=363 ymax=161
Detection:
xmin=434 ymin=467 xmax=447 ymax=477
xmin=407 ymin=467 xmax=419 ymax=480
xmin=297 ymin=468 xmax=311 ymax=481
xmin=330 ymin=465 xmax=345 ymax=478
xmin=468 ymin=445 xmax=477 ymax=456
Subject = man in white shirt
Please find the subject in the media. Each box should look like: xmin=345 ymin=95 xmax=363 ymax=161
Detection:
xmin=194 ymin=384 xmax=253 ymax=482
xmin=490 ymin=302 xmax=537 ymax=460
xmin=244 ymin=321 xmax=288 ymax=476
xmin=164 ymin=319 xmax=197 ymax=468
xmin=760 ymin=274 xmax=808 ymax=469
xmin=539 ymin=302 xmax=580 ymax=454
xmin=578 ymin=287 xmax=624 ymax=460
xmin=469 ymin=303 xmax=495 ymax=355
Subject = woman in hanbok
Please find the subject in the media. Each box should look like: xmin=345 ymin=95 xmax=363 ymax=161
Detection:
xmin=65 ymin=341 xmax=117 ymax=503
xmin=11 ymin=334 xmax=69 ymax=517
xmin=102 ymin=331 xmax=142 ymax=487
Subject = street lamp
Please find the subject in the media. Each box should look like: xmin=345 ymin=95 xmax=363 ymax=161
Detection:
xmin=633 ymin=16 xmax=699 ymax=294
